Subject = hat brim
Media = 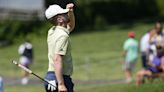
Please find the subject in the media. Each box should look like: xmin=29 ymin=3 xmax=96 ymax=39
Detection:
xmin=58 ymin=9 xmax=69 ymax=15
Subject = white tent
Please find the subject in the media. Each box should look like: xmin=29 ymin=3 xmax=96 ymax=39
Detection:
xmin=0 ymin=0 xmax=45 ymax=20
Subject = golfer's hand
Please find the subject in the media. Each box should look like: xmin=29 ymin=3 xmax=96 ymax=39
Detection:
xmin=66 ymin=3 xmax=74 ymax=11
xmin=58 ymin=84 xmax=67 ymax=92
xmin=48 ymin=80 xmax=57 ymax=91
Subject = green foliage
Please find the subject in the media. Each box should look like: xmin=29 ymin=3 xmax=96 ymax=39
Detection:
xmin=45 ymin=0 xmax=164 ymax=30
xmin=156 ymin=0 xmax=164 ymax=16
xmin=75 ymin=0 xmax=164 ymax=29
xmin=1 ymin=0 xmax=164 ymax=43
xmin=0 ymin=20 xmax=48 ymax=46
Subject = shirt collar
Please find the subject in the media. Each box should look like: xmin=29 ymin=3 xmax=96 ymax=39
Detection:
xmin=54 ymin=26 xmax=70 ymax=34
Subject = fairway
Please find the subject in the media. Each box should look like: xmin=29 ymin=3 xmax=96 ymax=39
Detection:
xmin=1 ymin=22 xmax=164 ymax=92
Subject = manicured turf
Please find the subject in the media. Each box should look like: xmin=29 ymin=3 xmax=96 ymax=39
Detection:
xmin=1 ymin=22 xmax=164 ymax=92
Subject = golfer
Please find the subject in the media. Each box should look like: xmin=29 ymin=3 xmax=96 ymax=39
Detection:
xmin=44 ymin=3 xmax=75 ymax=92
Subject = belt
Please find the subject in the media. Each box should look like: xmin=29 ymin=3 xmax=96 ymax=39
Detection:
xmin=47 ymin=71 xmax=70 ymax=77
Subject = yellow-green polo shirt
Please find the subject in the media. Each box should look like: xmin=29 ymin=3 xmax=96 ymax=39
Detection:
xmin=47 ymin=26 xmax=73 ymax=76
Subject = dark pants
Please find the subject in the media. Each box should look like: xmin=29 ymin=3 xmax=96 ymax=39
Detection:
xmin=141 ymin=52 xmax=148 ymax=69
xmin=44 ymin=71 xmax=74 ymax=92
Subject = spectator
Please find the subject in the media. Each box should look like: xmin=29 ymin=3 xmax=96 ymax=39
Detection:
xmin=136 ymin=22 xmax=164 ymax=86
xmin=0 ymin=76 xmax=3 ymax=92
xmin=153 ymin=21 xmax=164 ymax=48
xmin=148 ymin=22 xmax=164 ymax=65
xmin=140 ymin=29 xmax=155 ymax=69
xmin=18 ymin=39 xmax=33 ymax=85
xmin=136 ymin=45 xmax=164 ymax=86
xmin=123 ymin=31 xmax=139 ymax=83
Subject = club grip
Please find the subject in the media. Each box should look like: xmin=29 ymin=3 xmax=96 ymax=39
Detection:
xmin=12 ymin=60 xmax=32 ymax=74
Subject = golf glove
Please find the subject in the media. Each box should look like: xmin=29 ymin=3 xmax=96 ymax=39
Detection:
xmin=48 ymin=80 xmax=57 ymax=92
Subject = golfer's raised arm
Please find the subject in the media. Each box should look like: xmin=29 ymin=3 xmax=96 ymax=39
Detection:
xmin=66 ymin=3 xmax=75 ymax=32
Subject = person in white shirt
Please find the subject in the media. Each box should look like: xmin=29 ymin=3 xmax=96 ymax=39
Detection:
xmin=18 ymin=40 xmax=33 ymax=85
xmin=140 ymin=29 xmax=156 ymax=69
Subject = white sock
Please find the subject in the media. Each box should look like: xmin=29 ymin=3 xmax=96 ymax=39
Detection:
xmin=21 ymin=77 xmax=29 ymax=85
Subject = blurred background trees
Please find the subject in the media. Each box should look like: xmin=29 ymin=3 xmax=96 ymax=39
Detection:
xmin=0 ymin=0 xmax=164 ymax=46
xmin=75 ymin=0 xmax=164 ymax=29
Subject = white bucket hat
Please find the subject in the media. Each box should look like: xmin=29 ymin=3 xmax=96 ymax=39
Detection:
xmin=45 ymin=4 xmax=69 ymax=19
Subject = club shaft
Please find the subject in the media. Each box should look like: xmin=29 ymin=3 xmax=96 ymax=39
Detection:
xmin=18 ymin=64 xmax=32 ymax=74
xmin=31 ymin=73 xmax=56 ymax=88
xmin=12 ymin=60 xmax=56 ymax=88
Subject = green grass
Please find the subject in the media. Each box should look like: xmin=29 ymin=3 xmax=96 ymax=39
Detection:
xmin=5 ymin=79 xmax=164 ymax=92
xmin=76 ymin=79 xmax=164 ymax=92
xmin=0 ymin=22 xmax=163 ymax=92
xmin=5 ymin=85 xmax=43 ymax=92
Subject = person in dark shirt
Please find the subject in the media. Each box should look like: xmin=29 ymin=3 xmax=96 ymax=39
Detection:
xmin=18 ymin=40 xmax=33 ymax=85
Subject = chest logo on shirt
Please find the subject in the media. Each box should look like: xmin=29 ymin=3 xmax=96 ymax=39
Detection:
xmin=60 ymin=48 xmax=64 ymax=51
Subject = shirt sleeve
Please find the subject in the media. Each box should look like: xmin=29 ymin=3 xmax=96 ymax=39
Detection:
xmin=18 ymin=45 xmax=25 ymax=55
xmin=54 ymin=36 xmax=69 ymax=55
xmin=123 ymin=40 xmax=129 ymax=51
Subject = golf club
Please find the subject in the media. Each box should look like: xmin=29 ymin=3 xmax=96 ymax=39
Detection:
xmin=12 ymin=60 xmax=56 ymax=88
